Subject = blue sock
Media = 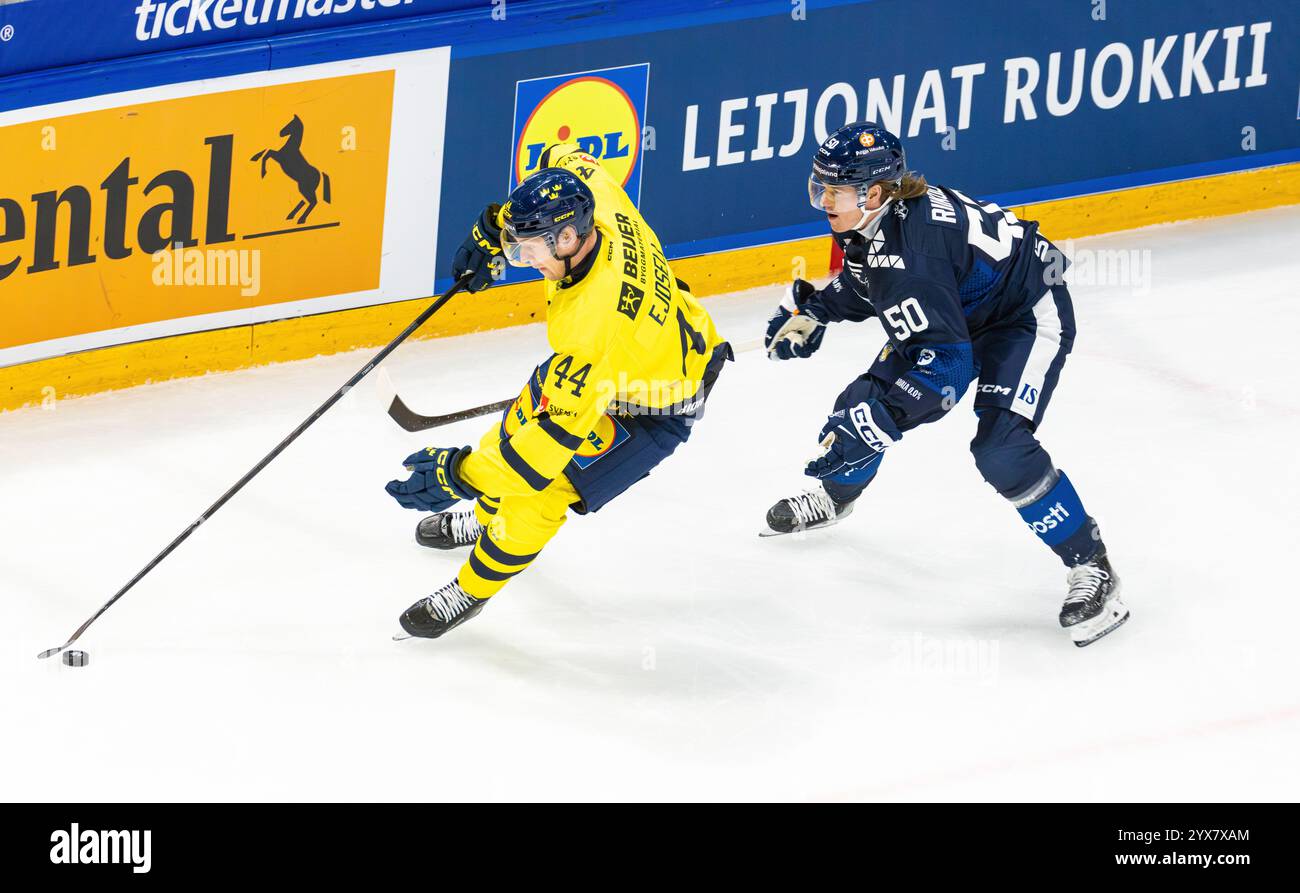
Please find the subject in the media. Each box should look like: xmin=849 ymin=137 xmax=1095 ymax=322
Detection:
xmin=1014 ymin=470 xmax=1102 ymax=566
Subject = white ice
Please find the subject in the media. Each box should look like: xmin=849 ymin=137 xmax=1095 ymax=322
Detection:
xmin=3 ymin=207 xmax=1299 ymax=802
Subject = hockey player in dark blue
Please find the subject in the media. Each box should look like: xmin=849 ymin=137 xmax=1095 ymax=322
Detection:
xmin=763 ymin=123 xmax=1127 ymax=647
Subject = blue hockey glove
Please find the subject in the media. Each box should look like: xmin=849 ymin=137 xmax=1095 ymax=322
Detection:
xmin=765 ymin=279 xmax=829 ymax=361
xmin=804 ymin=401 xmax=898 ymax=479
xmin=386 ymin=446 xmax=482 ymax=513
xmin=451 ymin=204 xmax=505 ymax=293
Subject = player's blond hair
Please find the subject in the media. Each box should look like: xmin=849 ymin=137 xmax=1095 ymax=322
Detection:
xmin=878 ymin=173 xmax=929 ymax=201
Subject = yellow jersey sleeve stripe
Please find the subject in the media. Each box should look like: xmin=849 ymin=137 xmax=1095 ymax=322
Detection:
xmin=511 ymin=423 xmax=579 ymax=472
xmin=537 ymin=414 xmax=585 ymax=451
xmin=498 ymin=438 xmax=552 ymax=492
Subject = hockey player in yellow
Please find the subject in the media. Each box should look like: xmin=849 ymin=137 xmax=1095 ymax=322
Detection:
xmin=385 ymin=144 xmax=731 ymax=638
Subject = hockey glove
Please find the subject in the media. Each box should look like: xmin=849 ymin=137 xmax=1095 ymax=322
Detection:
xmin=451 ymin=204 xmax=506 ymax=293
xmin=804 ymin=401 xmax=898 ymax=479
xmin=765 ymin=279 xmax=829 ymax=361
xmin=386 ymin=446 xmax=483 ymax=513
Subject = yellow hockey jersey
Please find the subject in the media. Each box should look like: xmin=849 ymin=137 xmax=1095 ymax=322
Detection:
xmin=458 ymin=143 xmax=725 ymax=499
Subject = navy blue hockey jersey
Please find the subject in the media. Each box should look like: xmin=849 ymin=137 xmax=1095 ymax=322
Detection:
xmin=817 ymin=184 xmax=1068 ymax=436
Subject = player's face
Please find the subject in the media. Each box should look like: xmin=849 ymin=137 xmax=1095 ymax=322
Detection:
xmin=503 ymin=226 xmax=579 ymax=280
xmin=503 ymin=233 xmax=553 ymax=268
xmin=532 ymin=254 xmax=568 ymax=280
xmin=809 ymin=177 xmax=884 ymax=233
xmin=503 ymin=229 xmax=561 ymax=278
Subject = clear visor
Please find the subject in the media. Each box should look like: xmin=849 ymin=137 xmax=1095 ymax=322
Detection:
xmin=808 ymin=175 xmax=867 ymax=214
xmin=501 ymin=227 xmax=559 ymax=268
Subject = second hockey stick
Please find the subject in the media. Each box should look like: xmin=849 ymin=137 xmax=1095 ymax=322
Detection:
xmin=383 ymin=338 xmax=764 ymax=432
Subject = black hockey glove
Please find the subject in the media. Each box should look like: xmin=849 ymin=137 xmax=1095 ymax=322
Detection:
xmin=765 ymin=279 xmax=829 ymax=360
xmin=452 ymin=204 xmax=505 ymax=293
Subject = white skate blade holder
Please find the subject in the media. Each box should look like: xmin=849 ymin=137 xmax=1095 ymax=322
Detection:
xmin=1067 ymin=584 xmax=1130 ymax=647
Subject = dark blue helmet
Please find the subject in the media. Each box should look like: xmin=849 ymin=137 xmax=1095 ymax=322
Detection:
xmin=808 ymin=123 xmax=908 ymax=211
xmin=813 ymin=123 xmax=907 ymax=185
xmin=500 ymin=167 xmax=596 ymax=266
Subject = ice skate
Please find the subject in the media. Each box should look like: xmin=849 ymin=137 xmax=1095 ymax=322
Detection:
xmin=415 ymin=509 xmax=482 ymax=550
xmin=760 ymin=486 xmax=855 ymax=537
xmin=1060 ymin=552 xmax=1128 ymax=647
xmin=395 ymin=580 xmax=487 ymax=640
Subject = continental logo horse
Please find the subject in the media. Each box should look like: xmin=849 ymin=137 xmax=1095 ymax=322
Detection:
xmin=250 ymin=115 xmax=332 ymax=225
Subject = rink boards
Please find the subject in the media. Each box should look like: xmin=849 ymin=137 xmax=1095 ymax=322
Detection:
xmin=1 ymin=0 xmax=1298 ymax=410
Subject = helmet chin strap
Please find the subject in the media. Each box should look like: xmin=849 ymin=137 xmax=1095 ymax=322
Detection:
xmin=546 ymin=233 xmax=575 ymax=277
xmin=552 ymin=229 xmax=591 ymax=279
xmin=852 ymin=198 xmax=893 ymax=238
xmin=554 ymin=246 xmax=580 ymax=279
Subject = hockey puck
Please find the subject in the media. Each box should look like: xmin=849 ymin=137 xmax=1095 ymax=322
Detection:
xmin=62 ymin=650 xmax=89 ymax=668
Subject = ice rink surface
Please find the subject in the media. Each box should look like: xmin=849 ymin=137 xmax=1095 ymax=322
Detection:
xmin=3 ymin=207 xmax=1299 ymax=802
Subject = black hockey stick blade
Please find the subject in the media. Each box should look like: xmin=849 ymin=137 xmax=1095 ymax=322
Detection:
xmin=380 ymin=337 xmax=763 ymax=434
xmin=387 ymin=393 xmax=514 ymax=432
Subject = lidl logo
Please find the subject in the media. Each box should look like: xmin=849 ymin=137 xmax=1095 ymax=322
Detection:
xmin=511 ymin=64 xmax=650 ymax=204
xmin=570 ymin=413 xmax=630 ymax=468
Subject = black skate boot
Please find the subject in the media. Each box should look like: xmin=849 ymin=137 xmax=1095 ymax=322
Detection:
xmin=760 ymin=486 xmax=855 ymax=537
xmin=1060 ymin=552 xmax=1129 ymax=647
xmin=395 ymin=580 xmax=487 ymax=640
xmin=415 ymin=510 xmax=482 ymax=550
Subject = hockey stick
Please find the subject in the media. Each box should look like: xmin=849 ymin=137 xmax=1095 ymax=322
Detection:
xmin=36 ymin=276 xmax=472 ymax=661
xmin=383 ymin=336 xmax=765 ymax=432
xmin=388 ymin=395 xmax=515 ymax=432
xmin=376 ymin=364 xmax=515 ymax=432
